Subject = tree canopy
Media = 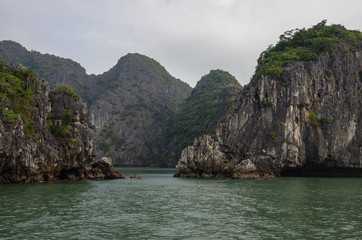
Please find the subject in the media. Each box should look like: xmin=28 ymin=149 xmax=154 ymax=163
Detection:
xmin=0 ymin=60 xmax=39 ymax=137
xmin=168 ymin=69 xmax=242 ymax=158
xmin=251 ymin=20 xmax=362 ymax=83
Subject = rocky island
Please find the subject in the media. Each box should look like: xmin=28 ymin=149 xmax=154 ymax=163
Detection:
xmin=0 ymin=61 xmax=123 ymax=183
xmin=175 ymin=21 xmax=362 ymax=178
xmin=1 ymin=21 xmax=361 ymax=180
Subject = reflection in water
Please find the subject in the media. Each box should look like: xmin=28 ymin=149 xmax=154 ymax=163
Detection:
xmin=0 ymin=168 xmax=362 ymax=239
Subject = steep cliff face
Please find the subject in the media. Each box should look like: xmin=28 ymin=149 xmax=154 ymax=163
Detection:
xmin=0 ymin=62 xmax=111 ymax=183
xmin=90 ymin=53 xmax=192 ymax=166
xmin=176 ymin=25 xmax=362 ymax=178
xmin=220 ymin=44 xmax=361 ymax=177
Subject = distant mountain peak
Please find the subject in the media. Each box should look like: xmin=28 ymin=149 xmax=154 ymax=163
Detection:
xmin=193 ymin=69 xmax=240 ymax=94
xmin=113 ymin=52 xmax=169 ymax=75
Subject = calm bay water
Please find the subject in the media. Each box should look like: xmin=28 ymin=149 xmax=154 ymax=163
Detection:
xmin=0 ymin=168 xmax=362 ymax=240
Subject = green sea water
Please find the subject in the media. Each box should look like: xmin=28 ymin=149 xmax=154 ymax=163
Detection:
xmin=0 ymin=168 xmax=361 ymax=239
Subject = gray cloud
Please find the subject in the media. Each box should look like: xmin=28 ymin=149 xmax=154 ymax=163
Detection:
xmin=1 ymin=0 xmax=361 ymax=86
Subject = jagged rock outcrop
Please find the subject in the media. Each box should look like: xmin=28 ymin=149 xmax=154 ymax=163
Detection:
xmin=176 ymin=43 xmax=362 ymax=178
xmin=175 ymin=135 xmax=274 ymax=179
xmin=0 ymin=63 xmax=123 ymax=183
xmin=175 ymin=135 xmax=228 ymax=178
xmin=87 ymin=157 xmax=125 ymax=180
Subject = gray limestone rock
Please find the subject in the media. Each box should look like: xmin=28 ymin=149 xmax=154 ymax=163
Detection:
xmin=176 ymin=44 xmax=362 ymax=178
xmin=175 ymin=135 xmax=231 ymax=178
xmin=0 ymin=67 xmax=123 ymax=183
xmin=87 ymin=157 xmax=125 ymax=180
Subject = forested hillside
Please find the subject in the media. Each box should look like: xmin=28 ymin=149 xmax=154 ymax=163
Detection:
xmin=167 ymin=69 xmax=242 ymax=164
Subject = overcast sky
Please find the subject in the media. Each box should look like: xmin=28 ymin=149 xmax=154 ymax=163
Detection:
xmin=1 ymin=0 xmax=361 ymax=87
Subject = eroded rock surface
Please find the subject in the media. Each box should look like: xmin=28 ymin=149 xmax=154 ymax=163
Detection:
xmin=0 ymin=64 xmax=123 ymax=183
xmin=176 ymin=44 xmax=362 ymax=178
xmin=87 ymin=157 xmax=125 ymax=180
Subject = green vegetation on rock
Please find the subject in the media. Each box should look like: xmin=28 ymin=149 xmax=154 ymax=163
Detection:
xmin=53 ymin=85 xmax=80 ymax=102
xmin=269 ymin=131 xmax=277 ymax=140
xmin=260 ymin=98 xmax=274 ymax=107
xmin=309 ymin=112 xmax=331 ymax=128
xmin=55 ymin=124 xmax=72 ymax=137
xmin=168 ymin=69 xmax=242 ymax=159
xmin=252 ymin=20 xmax=362 ymax=83
xmin=46 ymin=85 xmax=83 ymax=141
xmin=0 ymin=60 xmax=38 ymax=138
xmin=0 ymin=40 xmax=89 ymax=103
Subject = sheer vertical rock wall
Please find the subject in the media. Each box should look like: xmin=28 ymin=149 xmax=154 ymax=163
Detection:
xmin=176 ymin=45 xmax=362 ymax=178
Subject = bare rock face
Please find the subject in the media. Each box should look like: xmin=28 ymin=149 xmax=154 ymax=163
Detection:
xmin=87 ymin=157 xmax=125 ymax=180
xmin=175 ymin=135 xmax=230 ymax=178
xmin=89 ymin=53 xmax=191 ymax=167
xmin=0 ymin=78 xmax=95 ymax=183
xmin=175 ymin=136 xmax=265 ymax=179
xmin=232 ymin=159 xmax=261 ymax=179
xmin=176 ymin=44 xmax=362 ymax=178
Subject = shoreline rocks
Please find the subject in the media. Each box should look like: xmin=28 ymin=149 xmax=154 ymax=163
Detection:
xmin=0 ymin=157 xmax=125 ymax=183
xmin=130 ymin=174 xmax=142 ymax=179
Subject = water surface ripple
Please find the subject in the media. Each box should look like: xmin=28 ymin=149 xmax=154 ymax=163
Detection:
xmin=1 ymin=168 xmax=361 ymax=239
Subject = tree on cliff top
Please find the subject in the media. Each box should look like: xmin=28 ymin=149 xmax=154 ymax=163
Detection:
xmin=251 ymin=20 xmax=362 ymax=83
